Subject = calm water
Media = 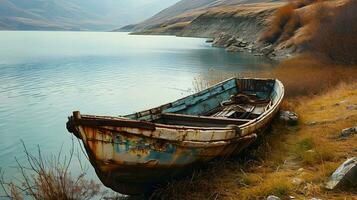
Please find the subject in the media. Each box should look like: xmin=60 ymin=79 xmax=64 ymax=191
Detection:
xmin=0 ymin=31 xmax=274 ymax=189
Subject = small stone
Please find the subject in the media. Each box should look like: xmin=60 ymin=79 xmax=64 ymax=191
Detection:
xmin=325 ymin=157 xmax=357 ymax=190
xmin=261 ymin=45 xmax=274 ymax=55
xmin=307 ymin=121 xmax=317 ymax=126
xmin=279 ymin=111 xmax=299 ymax=125
xmin=245 ymin=44 xmax=253 ymax=50
xmin=289 ymin=196 xmax=296 ymax=199
xmin=297 ymin=168 xmax=305 ymax=173
xmin=226 ymin=45 xmax=243 ymax=52
xmin=340 ymin=127 xmax=357 ymax=138
xmin=254 ymin=53 xmax=264 ymax=56
xmin=225 ymin=37 xmax=238 ymax=47
xmin=237 ymin=41 xmax=248 ymax=47
xmin=346 ymin=104 xmax=357 ymax=110
xmin=291 ymin=177 xmax=304 ymax=186
xmin=267 ymin=195 xmax=281 ymax=200
xmin=212 ymin=33 xmax=235 ymax=48
xmin=310 ymin=198 xmax=321 ymax=200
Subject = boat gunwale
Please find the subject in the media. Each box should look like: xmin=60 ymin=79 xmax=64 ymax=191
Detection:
xmin=69 ymin=78 xmax=284 ymax=135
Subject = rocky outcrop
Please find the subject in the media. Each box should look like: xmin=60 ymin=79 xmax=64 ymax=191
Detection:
xmin=210 ymin=32 xmax=272 ymax=54
xmin=177 ymin=3 xmax=281 ymax=44
xmin=130 ymin=2 xmax=287 ymax=58
xmin=212 ymin=33 xmax=236 ymax=48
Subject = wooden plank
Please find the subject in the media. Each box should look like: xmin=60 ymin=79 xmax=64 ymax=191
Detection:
xmin=73 ymin=116 xmax=156 ymax=130
xmin=160 ymin=113 xmax=250 ymax=127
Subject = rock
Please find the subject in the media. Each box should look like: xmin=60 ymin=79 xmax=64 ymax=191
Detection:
xmin=307 ymin=121 xmax=317 ymax=126
xmin=325 ymin=157 xmax=357 ymax=190
xmin=334 ymin=100 xmax=347 ymax=106
xmin=240 ymin=41 xmax=248 ymax=47
xmin=291 ymin=177 xmax=304 ymax=186
xmin=225 ymin=37 xmax=238 ymax=47
xmin=212 ymin=33 xmax=237 ymax=48
xmin=346 ymin=104 xmax=357 ymax=110
xmin=297 ymin=168 xmax=305 ymax=173
xmin=254 ymin=53 xmax=264 ymax=56
xmin=261 ymin=45 xmax=274 ymax=55
xmin=267 ymin=195 xmax=281 ymax=200
xmin=233 ymin=40 xmax=248 ymax=48
xmin=244 ymin=44 xmax=254 ymax=50
xmin=279 ymin=111 xmax=299 ymax=125
xmin=310 ymin=198 xmax=321 ymax=200
xmin=226 ymin=45 xmax=243 ymax=52
xmin=205 ymin=38 xmax=214 ymax=43
xmin=340 ymin=127 xmax=357 ymax=137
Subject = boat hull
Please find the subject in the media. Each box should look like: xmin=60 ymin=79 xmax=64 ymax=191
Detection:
xmin=66 ymin=78 xmax=284 ymax=195
xmin=73 ymin=124 xmax=257 ymax=194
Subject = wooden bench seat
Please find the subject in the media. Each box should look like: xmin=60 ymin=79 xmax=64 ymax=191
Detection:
xmin=156 ymin=113 xmax=251 ymax=127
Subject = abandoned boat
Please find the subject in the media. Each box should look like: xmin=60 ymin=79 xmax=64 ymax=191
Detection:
xmin=66 ymin=78 xmax=284 ymax=195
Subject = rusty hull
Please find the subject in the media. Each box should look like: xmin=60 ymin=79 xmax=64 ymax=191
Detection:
xmin=66 ymin=78 xmax=284 ymax=195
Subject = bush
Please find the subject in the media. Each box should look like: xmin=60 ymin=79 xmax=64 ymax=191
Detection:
xmin=0 ymin=140 xmax=108 ymax=200
xmin=260 ymin=4 xmax=297 ymax=44
xmin=308 ymin=0 xmax=357 ymax=65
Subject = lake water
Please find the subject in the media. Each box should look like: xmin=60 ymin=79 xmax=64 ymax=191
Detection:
xmin=0 ymin=31 xmax=274 ymax=192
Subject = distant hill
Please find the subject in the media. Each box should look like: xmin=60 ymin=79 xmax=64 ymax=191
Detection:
xmin=118 ymin=0 xmax=282 ymax=32
xmin=0 ymin=0 xmax=179 ymax=31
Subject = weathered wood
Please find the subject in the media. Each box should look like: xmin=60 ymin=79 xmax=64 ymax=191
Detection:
xmin=158 ymin=113 xmax=250 ymax=127
xmin=73 ymin=116 xmax=156 ymax=131
xmin=65 ymin=78 xmax=285 ymax=195
xmin=73 ymin=111 xmax=81 ymax=119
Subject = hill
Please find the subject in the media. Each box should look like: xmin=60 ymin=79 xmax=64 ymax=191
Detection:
xmin=0 ymin=0 xmax=179 ymax=31
xmin=118 ymin=0 xmax=282 ymax=32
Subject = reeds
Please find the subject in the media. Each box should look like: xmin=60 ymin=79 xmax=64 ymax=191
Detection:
xmin=0 ymin=139 xmax=105 ymax=200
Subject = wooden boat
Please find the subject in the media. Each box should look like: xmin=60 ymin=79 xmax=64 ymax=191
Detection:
xmin=66 ymin=78 xmax=284 ymax=195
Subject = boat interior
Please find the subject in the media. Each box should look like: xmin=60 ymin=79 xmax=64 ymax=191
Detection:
xmin=125 ymin=78 xmax=282 ymax=128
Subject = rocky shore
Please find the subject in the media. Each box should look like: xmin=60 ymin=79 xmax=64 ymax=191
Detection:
xmin=125 ymin=2 xmax=292 ymax=60
xmin=207 ymin=32 xmax=293 ymax=59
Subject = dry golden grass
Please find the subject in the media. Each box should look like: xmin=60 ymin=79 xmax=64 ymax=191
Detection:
xmin=151 ymin=81 xmax=357 ymax=200
xmin=153 ymin=73 xmax=357 ymax=199
xmin=193 ymin=54 xmax=357 ymax=98
xmin=270 ymin=55 xmax=357 ymax=97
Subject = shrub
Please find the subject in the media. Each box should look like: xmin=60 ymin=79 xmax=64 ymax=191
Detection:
xmin=0 ymin=140 xmax=107 ymax=200
xmin=308 ymin=0 xmax=357 ymax=65
xmin=260 ymin=4 xmax=297 ymax=44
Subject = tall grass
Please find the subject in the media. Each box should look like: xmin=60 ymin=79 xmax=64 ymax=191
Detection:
xmin=270 ymin=55 xmax=357 ymax=97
